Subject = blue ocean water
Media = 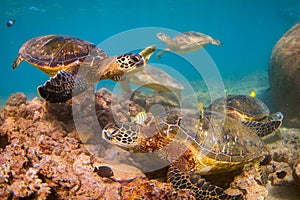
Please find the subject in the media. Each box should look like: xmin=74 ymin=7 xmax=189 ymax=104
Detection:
xmin=1 ymin=0 xmax=300 ymax=104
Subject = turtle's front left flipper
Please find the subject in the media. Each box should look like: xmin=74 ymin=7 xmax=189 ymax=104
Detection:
xmin=242 ymin=112 xmax=284 ymax=137
xmin=156 ymin=48 xmax=170 ymax=60
xmin=167 ymin=166 xmax=243 ymax=200
xmin=38 ymin=70 xmax=89 ymax=103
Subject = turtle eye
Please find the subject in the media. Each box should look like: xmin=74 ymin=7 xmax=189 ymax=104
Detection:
xmin=109 ymin=128 xmax=119 ymax=137
xmin=131 ymin=54 xmax=144 ymax=68
xmin=131 ymin=54 xmax=141 ymax=62
xmin=102 ymin=124 xmax=120 ymax=139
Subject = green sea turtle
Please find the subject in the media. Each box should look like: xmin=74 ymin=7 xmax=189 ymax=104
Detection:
xmin=12 ymin=35 xmax=156 ymax=103
xmin=120 ymin=64 xmax=184 ymax=94
xmin=207 ymin=95 xmax=284 ymax=137
xmin=156 ymin=31 xmax=222 ymax=59
xmin=102 ymin=108 xmax=269 ymax=199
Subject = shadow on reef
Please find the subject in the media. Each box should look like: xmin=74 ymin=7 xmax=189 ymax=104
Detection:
xmin=0 ymin=90 xmax=300 ymax=199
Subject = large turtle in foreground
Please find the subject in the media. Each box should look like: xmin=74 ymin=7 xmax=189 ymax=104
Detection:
xmin=207 ymin=95 xmax=284 ymax=137
xmin=102 ymin=108 xmax=269 ymax=199
xmin=156 ymin=31 xmax=222 ymax=59
xmin=12 ymin=35 xmax=156 ymax=103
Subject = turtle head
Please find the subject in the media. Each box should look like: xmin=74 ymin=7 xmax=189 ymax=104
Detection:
xmin=157 ymin=33 xmax=172 ymax=43
xmin=139 ymin=45 xmax=157 ymax=63
xmin=211 ymin=39 xmax=223 ymax=46
xmin=102 ymin=45 xmax=156 ymax=81
xmin=102 ymin=123 xmax=139 ymax=151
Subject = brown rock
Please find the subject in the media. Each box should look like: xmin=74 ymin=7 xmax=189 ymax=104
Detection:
xmin=0 ymin=91 xmax=195 ymax=199
xmin=121 ymin=177 xmax=195 ymax=199
xmin=269 ymin=22 xmax=300 ymax=127
xmin=293 ymin=151 xmax=300 ymax=189
xmin=228 ymin=165 xmax=268 ymax=200
xmin=6 ymin=92 xmax=26 ymax=107
xmin=269 ymin=161 xmax=294 ymax=186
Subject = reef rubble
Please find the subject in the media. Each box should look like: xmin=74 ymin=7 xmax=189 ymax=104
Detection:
xmin=0 ymin=90 xmax=299 ymax=199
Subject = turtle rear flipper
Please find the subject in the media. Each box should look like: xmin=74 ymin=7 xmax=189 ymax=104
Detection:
xmin=12 ymin=54 xmax=24 ymax=69
xmin=242 ymin=112 xmax=284 ymax=137
xmin=167 ymin=166 xmax=243 ymax=200
xmin=156 ymin=48 xmax=170 ymax=60
xmin=38 ymin=70 xmax=89 ymax=103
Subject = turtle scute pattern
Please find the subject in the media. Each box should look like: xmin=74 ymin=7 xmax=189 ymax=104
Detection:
xmin=120 ymin=64 xmax=184 ymax=94
xmin=156 ymin=31 xmax=223 ymax=59
xmin=12 ymin=35 xmax=156 ymax=103
xmin=207 ymin=95 xmax=284 ymax=138
xmin=12 ymin=35 xmax=108 ymax=74
xmin=102 ymin=109 xmax=268 ymax=199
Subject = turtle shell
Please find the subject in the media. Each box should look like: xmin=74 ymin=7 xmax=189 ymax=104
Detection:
xmin=129 ymin=64 xmax=184 ymax=92
xmin=159 ymin=109 xmax=266 ymax=165
xmin=13 ymin=35 xmax=108 ymax=76
xmin=208 ymin=95 xmax=270 ymax=121
xmin=172 ymin=32 xmax=222 ymax=50
xmin=173 ymin=32 xmax=212 ymax=46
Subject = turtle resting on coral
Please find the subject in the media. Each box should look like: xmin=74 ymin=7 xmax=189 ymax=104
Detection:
xmin=12 ymin=35 xmax=156 ymax=103
xmin=156 ymin=31 xmax=222 ymax=59
xmin=102 ymin=107 xmax=269 ymax=199
xmin=207 ymin=95 xmax=284 ymax=137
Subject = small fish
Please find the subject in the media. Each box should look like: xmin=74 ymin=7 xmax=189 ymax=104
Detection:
xmin=94 ymin=166 xmax=114 ymax=178
xmin=249 ymin=90 xmax=256 ymax=97
xmin=6 ymin=20 xmax=15 ymax=27
xmin=29 ymin=6 xmax=45 ymax=12
xmin=198 ymin=103 xmax=204 ymax=119
xmin=224 ymin=89 xmax=229 ymax=95
xmin=29 ymin=6 xmax=40 ymax=11
xmin=131 ymin=112 xmax=147 ymax=124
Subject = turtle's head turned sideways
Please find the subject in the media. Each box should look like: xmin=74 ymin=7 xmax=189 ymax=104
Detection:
xmin=156 ymin=33 xmax=171 ymax=42
xmin=102 ymin=123 xmax=140 ymax=151
xmin=156 ymin=33 xmax=173 ymax=45
xmin=139 ymin=45 xmax=157 ymax=63
xmin=211 ymin=39 xmax=223 ymax=46
xmin=101 ymin=45 xmax=156 ymax=81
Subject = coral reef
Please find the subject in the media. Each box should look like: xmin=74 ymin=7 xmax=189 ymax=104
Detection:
xmin=0 ymin=90 xmax=188 ymax=199
xmin=0 ymin=90 xmax=300 ymax=199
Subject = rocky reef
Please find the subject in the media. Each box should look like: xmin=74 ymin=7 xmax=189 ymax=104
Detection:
xmin=269 ymin=22 xmax=300 ymax=128
xmin=0 ymin=90 xmax=300 ymax=199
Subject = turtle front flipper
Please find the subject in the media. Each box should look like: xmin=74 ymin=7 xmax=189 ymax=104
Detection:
xmin=241 ymin=112 xmax=284 ymax=137
xmin=12 ymin=54 xmax=24 ymax=69
xmin=167 ymin=165 xmax=243 ymax=200
xmin=38 ymin=70 xmax=89 ymax=103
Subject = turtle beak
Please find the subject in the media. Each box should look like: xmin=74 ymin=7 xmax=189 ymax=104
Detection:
xmin=102 ymin=123 xmax=119 ymax=141
xmin=131 ymin=54 xmax=145 ymax=68
xmin=139 ymin=45 xmax=157 ymax=63
xmin=212 ymin=39 xmax=223 ymax=46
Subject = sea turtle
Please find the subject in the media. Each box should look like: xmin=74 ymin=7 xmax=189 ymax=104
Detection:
xmin=156 ymin=31 xmax=222 ymax=59
xmin=207 ymin=95 xmax=284 ymax=137
xmin=102 ymin=108 xmax=269 ymax=199
xmin=12 ymin=35 xmax=156 ymax=103
xmin=120 ymin=64 xmax=184 ymax=94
